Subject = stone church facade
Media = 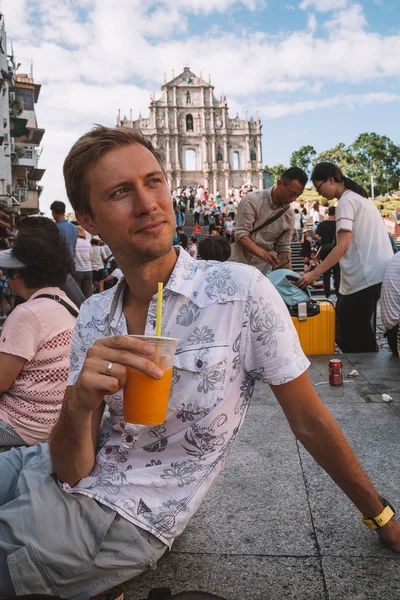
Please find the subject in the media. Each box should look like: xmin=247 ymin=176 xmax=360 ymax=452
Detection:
xmin=116 ymin=67 xmax=264 ymax=195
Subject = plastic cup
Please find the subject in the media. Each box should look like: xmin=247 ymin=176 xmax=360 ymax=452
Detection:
xmin=123 ymin=335 xmax=178 ymax=425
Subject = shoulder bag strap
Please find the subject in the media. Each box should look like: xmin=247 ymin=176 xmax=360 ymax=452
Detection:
xmin=34 ymin=294 xmax=79 ymax=318
xmin=250 ymin=204 xmax=290 ymax=236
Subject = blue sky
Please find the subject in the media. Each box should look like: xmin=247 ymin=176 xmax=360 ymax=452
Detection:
xmin=7 ymin=0 xmax=400 ymax=212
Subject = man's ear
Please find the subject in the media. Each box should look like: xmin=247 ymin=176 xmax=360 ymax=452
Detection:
xmin=75 ymin=212 xmax=99 ymax=236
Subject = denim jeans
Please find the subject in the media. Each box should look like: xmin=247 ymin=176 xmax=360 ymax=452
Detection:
xmin=0 ymin=444 xmax=167 ymax=599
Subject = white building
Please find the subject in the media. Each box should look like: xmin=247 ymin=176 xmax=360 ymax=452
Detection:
xmin=117 ymin=67 xmax=264 ymax=195
xmin=0 ymin=14 xmax=45 ymax=220
xmin=0 ymin=16 xmax=12 ymax=210
xmin=10 ymin=68 xmax=45 ymax=215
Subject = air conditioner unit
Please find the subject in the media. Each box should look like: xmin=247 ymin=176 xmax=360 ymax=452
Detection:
xmin=6 ymin=184 xmax=12 ymax=195
xmin=9 ymin=91 xmax=15 ymax=102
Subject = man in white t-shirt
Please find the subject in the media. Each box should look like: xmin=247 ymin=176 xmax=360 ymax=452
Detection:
xmin=0 ymin=128 xmax=399 ymax=596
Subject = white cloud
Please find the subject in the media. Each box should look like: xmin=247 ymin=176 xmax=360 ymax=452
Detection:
xmin=324 ymin=3 xmax=367 ymax=31
xmin=6 ymin=0 xmax=400 ymax=213
xmin=307 ymin=13 xmax=317 ymax=32
xmin=299 ymin=0 xmax=348 ymax=11
xmin=260 ymin=92 xmax=400 ymax=118
xmin=164 ymin=0 xmax=267 ymax=12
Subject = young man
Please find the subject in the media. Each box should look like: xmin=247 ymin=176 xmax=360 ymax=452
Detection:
xmin=50 ymin=200 xmax=78 ymax=261
xmin=229 ymin=167 xmax=308 ymax=273
xmin=0 ymin=126 xmax=399 ymax=597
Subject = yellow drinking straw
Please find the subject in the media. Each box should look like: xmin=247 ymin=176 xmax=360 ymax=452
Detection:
xmin=156 ymin=282 xmax=163 ymax=336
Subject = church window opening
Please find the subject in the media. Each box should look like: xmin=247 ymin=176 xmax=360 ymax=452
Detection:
xmin=186 ymin=91 xmax=191 ymax=105
xmin=232 ymin=151 xmax=240 ymax=170
xmin=216 ymin=149 xmax=223 ymax=161
xmin=185 ymin=148 xmax=196 ymax=170
xmin=251 ymin=150 xmax=257 ymax=161
xmin=186 ymin=114 xmax=193 ymax=131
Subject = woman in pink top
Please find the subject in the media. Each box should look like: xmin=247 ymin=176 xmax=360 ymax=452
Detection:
xmin=0 ymin=229 xmax=78 ymax=448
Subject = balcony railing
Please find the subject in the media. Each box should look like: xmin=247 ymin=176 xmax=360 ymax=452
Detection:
xmin=12 ymin=186 xmax=36 ymax=204
xmin=17 ymin=147 xmax=37 ymax=167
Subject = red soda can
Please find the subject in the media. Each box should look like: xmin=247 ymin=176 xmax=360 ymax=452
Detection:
xmin=329 ymin=359 xmax=343 ymax=386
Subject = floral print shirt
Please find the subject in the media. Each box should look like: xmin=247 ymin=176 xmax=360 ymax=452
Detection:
xmin=66 ymin=247 xmax=309 ymax=548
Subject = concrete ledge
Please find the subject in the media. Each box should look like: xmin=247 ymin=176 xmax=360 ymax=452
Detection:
xmin=121 ymin=353 xmax=400 ymax=599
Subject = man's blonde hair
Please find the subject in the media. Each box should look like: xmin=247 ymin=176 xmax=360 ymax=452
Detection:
xmin=63 ymin=125 xmax=166 ymax=217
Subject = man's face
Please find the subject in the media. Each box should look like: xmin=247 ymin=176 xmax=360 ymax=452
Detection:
xmin=78 ymin=144 xmax=175 ymax=266
xmin=274 ymin=178 xmax=305 ymax=207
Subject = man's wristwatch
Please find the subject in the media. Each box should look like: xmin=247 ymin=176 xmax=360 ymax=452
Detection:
xmin=361 ymin=497 xmax=396 ymax=530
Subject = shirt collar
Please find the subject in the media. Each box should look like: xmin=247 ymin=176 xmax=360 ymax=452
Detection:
xmin=106 ymin=246 xmax=197 ymax=329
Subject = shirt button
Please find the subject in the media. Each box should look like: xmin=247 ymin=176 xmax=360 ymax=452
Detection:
xmin=196 ymin=359 xmax=203 ymax=368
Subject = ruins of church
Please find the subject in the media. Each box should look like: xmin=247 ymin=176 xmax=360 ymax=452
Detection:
xmin=116 ymin=67 xmax=264 ymax=195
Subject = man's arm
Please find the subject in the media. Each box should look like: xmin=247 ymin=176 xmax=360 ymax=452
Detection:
xmin=297 ymin=230 xmax=351 ymax=288
xmin=272 ymin=371 xmax=400 ymax=551
xmin=50 ymin=386 xmax=105 ymax=486
xmin=50 ymin=335 xmax=163 ymax=486
xmin=274 ymin=221 xmax=294 ymax=270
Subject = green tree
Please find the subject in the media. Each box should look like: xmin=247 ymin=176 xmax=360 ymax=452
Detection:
xmin=290 ymin=145 xmax=317 ymax=175
xmin=314 ymin=142 xmax=354 ymax=173
xmin=264 ymin=164 xmax=287 ymax=182
xmin=349 ymin=133 xmax=400 ymax=196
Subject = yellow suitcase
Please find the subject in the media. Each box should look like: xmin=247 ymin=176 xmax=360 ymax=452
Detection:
xmin=291 ymin=300 xmax=335 ymax=355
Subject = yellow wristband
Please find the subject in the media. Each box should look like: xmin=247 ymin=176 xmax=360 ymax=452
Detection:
xmin=361 ymin=505 xmax=395 ymax=530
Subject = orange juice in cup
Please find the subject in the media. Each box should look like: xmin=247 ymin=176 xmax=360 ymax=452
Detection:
xmin=124 ymin=335 xmax=178 ymax=425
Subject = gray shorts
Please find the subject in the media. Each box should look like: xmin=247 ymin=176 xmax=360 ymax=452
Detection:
xmin=0 ymin=443 xmax=167 ymax=599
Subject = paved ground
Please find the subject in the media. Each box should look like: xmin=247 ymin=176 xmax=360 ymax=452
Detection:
xmin=122 ymin=352 xmax=400 ymax=600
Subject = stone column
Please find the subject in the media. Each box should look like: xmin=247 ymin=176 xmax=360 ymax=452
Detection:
xmin=165 ymin=107 xmax=169 ymax=132
xmin=202 ymin=137 xmax=208 ymax=169
xmin=224 ymin=173 xmax=230 ymax=197
xmin=223 ymin=137 xmax=229 ymax=168
xmin=210 ymin=108 xmax=215 ymax=131
xmin=257 ymin=135 xmax=263 ymax=170
xmin=166 ymin=139 xmax=171 ymax=167
xmin=175 ymin=137 xmax=181 ymax=170
xmin=222 ymin=107 xmax=227 ymax=129
xmin=245 ymin=136 xmax=251 ymax=169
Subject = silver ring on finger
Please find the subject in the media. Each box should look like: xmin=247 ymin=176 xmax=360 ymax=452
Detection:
xmin=106 ymin=362 xmax=114 ymax=376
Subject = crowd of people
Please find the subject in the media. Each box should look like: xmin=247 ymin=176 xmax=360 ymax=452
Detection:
xmin=0 ymin=125 xmax=399 ymax=598
xmin=172 ymin=182 xmax=255 ymax=236
xmin=0 ymin=202 xmax=123 ymax=318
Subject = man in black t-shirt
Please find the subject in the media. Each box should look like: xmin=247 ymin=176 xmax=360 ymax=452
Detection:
xmin=316 ymin=206 xmax=340 ymax=298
